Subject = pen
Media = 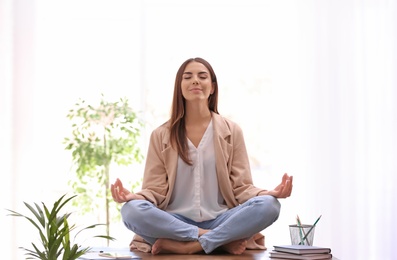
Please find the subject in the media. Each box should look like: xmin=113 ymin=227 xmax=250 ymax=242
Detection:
xmin=299 ymin=215 xmax=322 ymax=245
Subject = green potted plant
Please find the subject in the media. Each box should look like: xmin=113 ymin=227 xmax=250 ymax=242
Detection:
xmin=6 ymin=194 xmax=114 ymax=260
xmin=63 ymin=94 xmax=144 ymax=239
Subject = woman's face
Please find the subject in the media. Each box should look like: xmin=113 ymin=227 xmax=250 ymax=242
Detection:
xmin=181 ymin=61 xmax=214 ymax=103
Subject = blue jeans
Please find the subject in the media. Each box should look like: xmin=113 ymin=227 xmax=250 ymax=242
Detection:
xmin=121 ymin=195 xmax=281 ymax=254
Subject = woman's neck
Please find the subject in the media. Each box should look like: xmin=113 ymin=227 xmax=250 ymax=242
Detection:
xmin=184 ymin=104 xmax=212 ymax=126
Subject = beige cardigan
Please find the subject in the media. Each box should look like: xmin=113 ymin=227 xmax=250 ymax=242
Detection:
xmin=131 ymin=112 xmax=267 ymax=252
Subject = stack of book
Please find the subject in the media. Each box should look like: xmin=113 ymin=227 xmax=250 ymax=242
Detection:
xmin=269 ymin=245 xmax=332 ymax=260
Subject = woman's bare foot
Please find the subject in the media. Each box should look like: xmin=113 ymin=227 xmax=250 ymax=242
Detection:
xmin=151 ymin=239 xmax=203 ymax=255
xmin=221 ymin=239 xmax=247 ymax=255
xmin=198 ymin=228 xmax=210 ymax=236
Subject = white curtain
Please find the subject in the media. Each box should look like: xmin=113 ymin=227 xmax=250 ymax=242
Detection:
xmin=1 ymin=0 xmax=395 ymax=259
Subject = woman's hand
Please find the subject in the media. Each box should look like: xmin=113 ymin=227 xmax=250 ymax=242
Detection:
xmin=260 ymin=173 xmax=293 ymax=198
xmin=111 ymin=178 xmax=136 ymax=203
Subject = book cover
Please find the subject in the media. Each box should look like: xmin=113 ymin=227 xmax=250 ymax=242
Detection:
xmin=273 ymin=245 xmax=331 ymax=255
xmin=270 ymin=250 xmax=332 ymax=260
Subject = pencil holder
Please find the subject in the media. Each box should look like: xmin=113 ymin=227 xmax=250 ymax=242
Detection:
xmin=289 ymin=224 xmax=315 ymax=246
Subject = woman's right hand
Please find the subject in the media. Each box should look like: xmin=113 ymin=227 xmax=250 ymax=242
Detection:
xmin=111 ymin=178 xmax=136 ymax=203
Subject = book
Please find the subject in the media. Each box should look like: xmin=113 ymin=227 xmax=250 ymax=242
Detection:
xmin=269 ymin=250 xmax=332 ymax=260
xmin=273 ymin=245 xmax=331 ymax=255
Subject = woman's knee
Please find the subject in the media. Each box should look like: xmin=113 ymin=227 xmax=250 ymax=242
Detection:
xmin=255 ymin=195 xmax=281 ymax=220
xmin=121 ymin=199 xmax=153 ymax=221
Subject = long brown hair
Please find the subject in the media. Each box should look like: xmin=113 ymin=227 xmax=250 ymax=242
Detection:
xmin=169 ymin=57 xmax=219 ymax=165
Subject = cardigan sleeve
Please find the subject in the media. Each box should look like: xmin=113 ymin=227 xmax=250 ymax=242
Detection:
xmin=228 ymin=121 xmax=265 ymax=203
xmin=135 ymin=126 xmax=168 ymax=206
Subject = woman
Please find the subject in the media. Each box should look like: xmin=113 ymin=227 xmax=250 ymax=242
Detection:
xmin=111 ymin=57 xmax=293 ymax=255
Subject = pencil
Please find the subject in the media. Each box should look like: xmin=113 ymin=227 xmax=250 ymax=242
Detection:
xmin=296 ymin=215 xmax=309 ymax=245
xmin=299 ymin=215 xmax=322 ymax=245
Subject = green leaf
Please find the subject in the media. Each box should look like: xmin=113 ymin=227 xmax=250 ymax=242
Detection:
xmin=7 ymin=194 xmax=114 ymax=260
xmin=63 ymin=95 xmax=144 ymax=238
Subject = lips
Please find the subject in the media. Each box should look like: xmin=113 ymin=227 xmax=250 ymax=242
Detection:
xmin=190 ymin=88 xmax=202 ymax=91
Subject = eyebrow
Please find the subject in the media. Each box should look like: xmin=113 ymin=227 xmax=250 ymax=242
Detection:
xmin=183 ymin=71 xmax=209 ymax=75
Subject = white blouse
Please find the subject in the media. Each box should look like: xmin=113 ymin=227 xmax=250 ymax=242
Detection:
xmin=166 ymin=120 xmax=228 ymax=222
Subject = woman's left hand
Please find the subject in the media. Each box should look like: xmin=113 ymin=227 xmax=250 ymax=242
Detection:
xmin=260 ymin=173 xmax=293 ymax=198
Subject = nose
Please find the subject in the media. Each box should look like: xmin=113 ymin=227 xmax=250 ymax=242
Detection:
xmin=192 ymin=76 xmax=199 ymax=85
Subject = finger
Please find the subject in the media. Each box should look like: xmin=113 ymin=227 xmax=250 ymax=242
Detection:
xmin=112 ymin=181 xmax=125 ymax=203
xmin=279 ymin=181 xmax=291 ymax=198
xmin=275 ymin=185 xmax=285 ymax=198
xmin=282 ymin=173 xmax=291 ymax=185
xmin=285 ymin=179 xmax=291 ymax=190
xmin=282 ymin=173 xmax=288 ymax=182
xmin=111 ymin=185 xmax=121 ymax=202
xmin=116 ymin=178 xmax=125 ymax=191
xmin=111 ymin=184 xmax=120 ymax=200
xmin=286 ymin=180 xmax=293 ymax=197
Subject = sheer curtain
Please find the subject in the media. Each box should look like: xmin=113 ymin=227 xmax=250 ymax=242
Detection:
xmin=1 ymin=1 xmax=395 ymax=259
xmin=0 ymin=0 xmax=14 ymax=256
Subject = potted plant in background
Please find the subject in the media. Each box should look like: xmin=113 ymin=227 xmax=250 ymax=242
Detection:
xmin=6 ymin=194 xmax=114 ymax=260
xmin=63 ymin=94 xmax=144 ymax=241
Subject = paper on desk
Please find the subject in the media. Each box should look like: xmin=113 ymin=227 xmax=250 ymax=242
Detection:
xmin=78 ymin=252 xmax=140 ymax=259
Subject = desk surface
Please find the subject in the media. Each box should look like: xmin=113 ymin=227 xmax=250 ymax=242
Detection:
xmin=80 ymin=247 xmax=338 ymax=260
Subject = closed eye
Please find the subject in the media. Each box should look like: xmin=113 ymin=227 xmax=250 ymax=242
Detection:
xmin=183 ymin=72 xmax=209 ymax=80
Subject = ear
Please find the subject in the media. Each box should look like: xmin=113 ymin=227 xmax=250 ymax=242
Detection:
xmin=211 ymin=83 xmax=215 ymax=95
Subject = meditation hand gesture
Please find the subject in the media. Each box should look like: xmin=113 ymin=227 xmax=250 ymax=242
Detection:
xmin=111 ymin=178 xmax=143 ymax=203
xmin=259 ymin=173 xmax=293 ymax=199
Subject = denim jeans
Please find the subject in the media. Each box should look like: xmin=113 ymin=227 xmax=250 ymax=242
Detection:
xmin=121 ymin=195 xmax=281 ymax=254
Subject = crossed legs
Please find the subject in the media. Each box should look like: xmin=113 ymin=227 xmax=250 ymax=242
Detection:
xmin=121 ymin=195 xmax=280 ymax=255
